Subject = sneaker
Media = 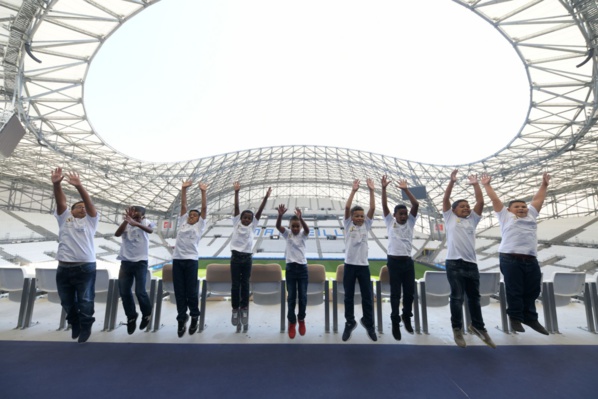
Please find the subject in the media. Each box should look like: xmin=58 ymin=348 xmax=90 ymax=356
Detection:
xmin=468 ymin=324 xmax=497 ymax=349
xmin=298 ymin=320 xmax=306 ymax=336
xmin=341 ymin=320 xmax=357 ymax=342
xmin=288 ymin=323 xmax=296 ymax=339
xmin=231 ymin=309 xmax=239 ymax=326
xmin=70 ymin=323 xmax=80 ymax=340
xmin=453 ymin=327 xmax=466 ymax=348
xmin=127 ymin=313 xmax=138 ymax=335
xmin=188 ymin=316 xmax=199 ymax=335
xmin=360 ymin=317 xmax=378 ymax=342
xmin=177 ymin=316 xmax=188 ymax=338
xmin=401 ymin=314 xmax=414 ymax=334
xmin=522 ymin=319 xmax=549 ymax=335
xmin=509 ymin=318 xmax=525 ymax=333
xmin=391 ymin=318 xmax=402 ymax=341
xmin=241 ymin=308 xmax=249 ymax=326
xmin=139 ymin=314 xmax=151 ymax=330
xmin=78 ymin=326 xmax=92 ymax=343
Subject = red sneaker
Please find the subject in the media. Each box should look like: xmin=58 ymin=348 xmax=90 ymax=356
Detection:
xmin=298 ymin=320 xmax=306 ymax=336
xmin=288 ymin=323 xmax=296 ymax=339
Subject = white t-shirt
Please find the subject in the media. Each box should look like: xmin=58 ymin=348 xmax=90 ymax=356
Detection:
xmin=117 ymin=218 xmax=156 ymax=262
xmin=343 ymin=217 xmax=372 ymax=266
xmin=497 ymin=205 xmax=539 ymax=256
xmin=384 ymin=213 xmax=417 ymax=257
xmin=230 ymin=214 xmax=259 ymax=254
xmin=281 ymin=229 xmax=308 ymax=264
xmin=172 ymin=214 xmax=206 ymax=260
xmin=443 ymin=209 xmax=481 ymax=264
xmin=55 ymin=209 xmax=99 ymax=263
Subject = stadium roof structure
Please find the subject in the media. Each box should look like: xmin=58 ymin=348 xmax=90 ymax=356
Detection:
xmin=1 ymin=0 xmax=598 ymax=225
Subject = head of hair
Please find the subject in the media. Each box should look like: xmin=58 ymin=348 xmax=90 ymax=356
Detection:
xmin=133 ymin=206 xmax=146 ymax=216
xmin=188 ymin=209 xmax=201 ymax=217
xmin=451 ymin=199 xmax=467 ymax=210
xmin=289 ymin=215 xmax=300 ymax=222
xmin=71 ymin=201 xmax=84 ymax=211
xmin=394 ymin=204 xmax=407 ymax=213
xmin=240 ymin=210 xmax=254 ymax=219
xmin=508 ymin=200 xmax=526 ymax=208
xmin=350 ymin=205 xmax=364 ymax=215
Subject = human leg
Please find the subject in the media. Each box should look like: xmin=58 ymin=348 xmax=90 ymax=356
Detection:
xmin=118 ymin=261 xmax=137 ymax=320
xmin=133 ymin=260 xmax=152 ymax=319
xmin=446 ymin=259 xmax=465 ymax=330
xmin=286 ymin=263 xmax=299 ymax=325
xmin=356 ymin=266 xmax=377 ymax=342
xmin=172 ymin=259 xmax=190 ymax=322
xmin=341 ymin=264 xmax=358 ymax=342
xmin=499 ymin=254 xmax=525 ymax=322
xmin=73 ymin=263 xmax=97 ymax=343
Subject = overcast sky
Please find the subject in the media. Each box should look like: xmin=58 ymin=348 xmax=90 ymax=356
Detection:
xmin=84 ymin=0 xmax=529 ymax=165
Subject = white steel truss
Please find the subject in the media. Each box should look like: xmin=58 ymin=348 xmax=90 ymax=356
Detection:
xmin=1 ymin=0 xmax=598 ymax=228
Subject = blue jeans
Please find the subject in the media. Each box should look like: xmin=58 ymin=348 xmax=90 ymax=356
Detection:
xmin=118 ymin=260 xmax=152 ymax=320
xmin=56 ymin=262 xmax=96 ymax=329
xmin=286 ymin=262 xmax=308 ymax=324
xmin=499 ymin=253 xmax=542 ymax=322
xmin=387 ymin=256 xmax=415 ymax=320
xmin=231 ymin=250 xmax=252 ymax=309
xmin=343 ymin=264 xmax=374 ymax=328
xmin=172 ymin=259 xmax=200 ymax=321
xmin=445 ymin=259 xmax=484 ymax=330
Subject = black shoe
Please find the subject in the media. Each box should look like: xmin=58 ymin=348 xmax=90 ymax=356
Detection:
xmin=177 ymin=316 xmax=188 ymax=338
xmin=401 ymin=314 xmax=414 ymax=334
xmin=509 ymin=318 xmax=525 ymax=333
xmin=341 ymin=320 xmax=357 ymax=342
xmin=70 ymin=323 xmax=81 ymax=340
xmin=189 ymin=317 xmax=199 ymax=335
xmin=360 ymin=318 xmax=378 ymax=342
xmin=78 ymin=326 xmax=92 ymax=343
xmin=139 ymin=314 xmax=151 ymax=330
xmin=391 ymin=319 xmax=402 ymax=341
xmin=522 ymin=319 xmax=549 ymax=335
xmin=127 ymin=313 xmax=138 ymax=335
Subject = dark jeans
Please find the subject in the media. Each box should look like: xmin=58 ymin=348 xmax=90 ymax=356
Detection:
xmin=387 ymin=256 xmax=415 ymax=320
xmin=286 ymin=262 xmax=308 ymax=324
xmin=445 ymin=259 xmax=484 ymax=330
xmin=231 ymin=250 xmax=252 ymax=309
xmin=499 ymin=253 xmax=542 ymax=322
xmin=343 ymin=264 xmax=374 ymax=328
xmin=56 ymin=262 xmax=96 ymax=329
xmin=172 ymin=259 xmax=200 ymax=321
xmin=118 ymin=260 xmax=152 ymax=320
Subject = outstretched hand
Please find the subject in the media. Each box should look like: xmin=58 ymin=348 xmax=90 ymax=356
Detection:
xmin=233 ymin=181 xmax=241 ymax=191
xmin=381 ymin=175 xmax=390 ymax=188
xmin=277 ymin=204 xmax=287 ymax=215
xmin=397 ymin=179 xmax=408 ymax=190
xmin=542 ymin=172 xmax=550 ymax=186
xmin=65 ymin=171 xmax=82 ymax=187
xmin=295 ymin=207 xmax=302 ymax=219
xmin=450 ymin=169 xmax=458 ymax=183
xmin=352 ymin=179 xmax=360 ymax=192
xmin=480 ymin=173 xmax=491 ymax=186
xmin=181 ymin=180 xmax=192 ymax=189
xmin=366 ymin=178 xmax=375 ymax=190
xmin=467 ymin=174 xmax=479 ymax=185
xmin=51 ymin=168 xmax=64 ymax=184
xmin=198 ymin=182 xmax=208 ymax=191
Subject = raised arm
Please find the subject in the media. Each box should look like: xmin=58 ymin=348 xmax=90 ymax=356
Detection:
xmin=442 ymin=169 xmax=458 ymax=212
xmin=199 ymin=182 xmax=208 ymax=220
xmin=366 ymin=178 xmax=375 ymax=220
xmin=233 ymin=181 xmax=240 ymax=217
xmin=180 ymin=180 xmax=192 ymax=217
xmin=255 ymin=187 xmax=272 ymax=220
xmin=276 ymin=204 xmax=287 ymax=234
xmin=295 ymin=207 xmax=310 ymax=236
xmin=397 ymin=179 xmax=419 ymax=217
xmin=480 ymin=174 xmax=503 ymax=212
xmin=469 ymin=174 xmax=484 ymax=216
xmin=345 ymin=179 xmax=360 ymax=219
xmin=530 ymin=172 xmax=550 ymax=212
xmin=381 ymin=175 xmax=391 ymax=217
xmin=51 ymin=167 xmax=67 ymax=215
xmin=65 ymin=172 xmax=97 ymax=217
